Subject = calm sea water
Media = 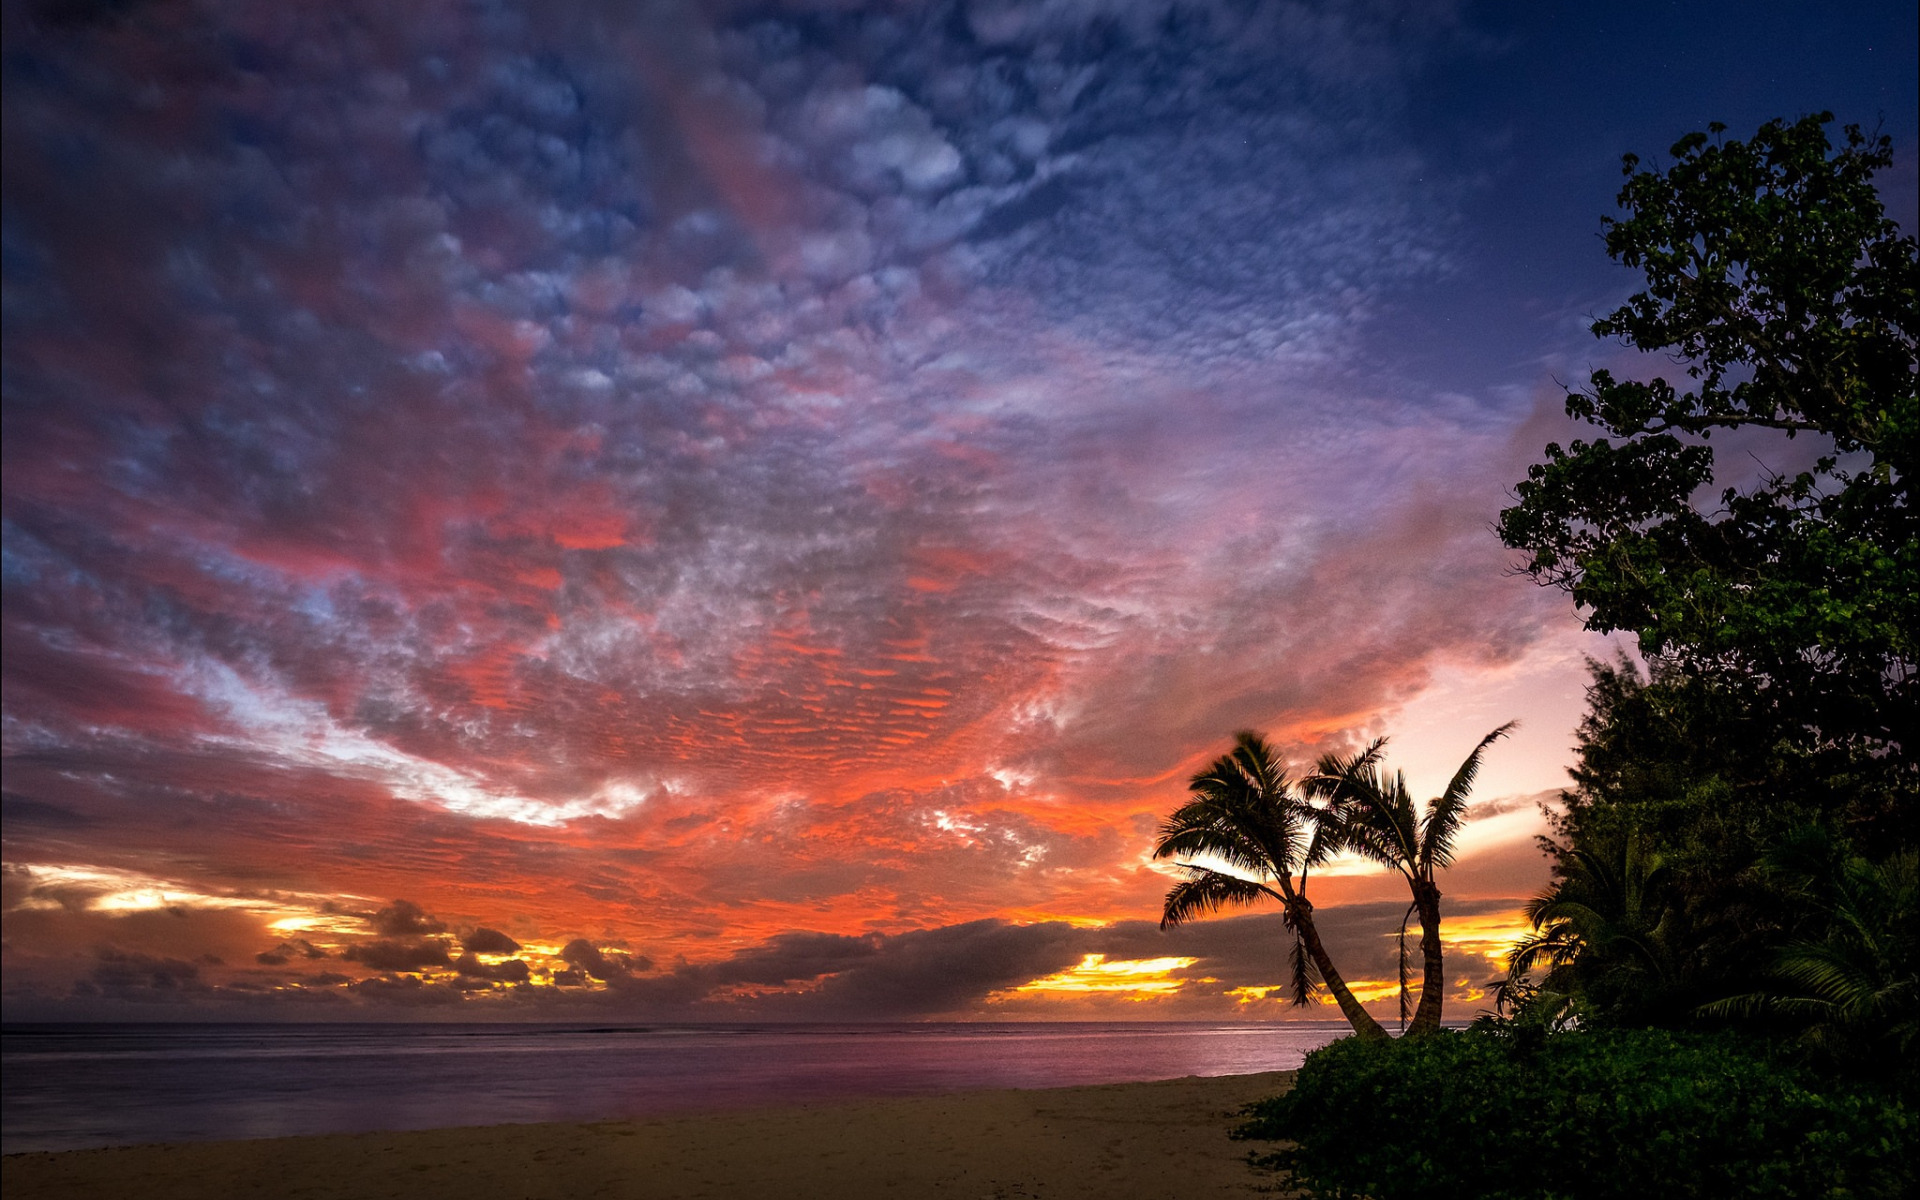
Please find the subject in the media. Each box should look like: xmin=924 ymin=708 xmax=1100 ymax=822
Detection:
xmin=1 ymin=1021 xmax=1346 ymax=1154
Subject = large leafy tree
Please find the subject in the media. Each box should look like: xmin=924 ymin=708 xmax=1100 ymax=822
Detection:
xmin=1312 ymin=725 xmax=1512 ymax=1036
xmin=1497 ymin=117 xmax=1916 ymax=1035
xmin=1155 ymin=731 xmax=1389 ymax=1040
xmin=1496 ymin=114 xmax=1917 ymax=799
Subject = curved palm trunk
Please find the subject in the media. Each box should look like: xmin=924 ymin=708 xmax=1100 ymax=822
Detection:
xmin=1289 ymin=897 xmax=1390 ymax=1040
xmin=1407 ymin=880 xmax=1445 ymax=1036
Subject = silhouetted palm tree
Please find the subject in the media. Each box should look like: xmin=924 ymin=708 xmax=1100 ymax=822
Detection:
xmin=1702 ymin=831 xmax=1917 ymax=1070
xmin=1313 ymin=724 xmax=1514 ymax=1036
xmin=1501 ymin=830 xmax=1681 ymax=1027
xmin=1155 ymin=731 xmax=1389 ymax=1040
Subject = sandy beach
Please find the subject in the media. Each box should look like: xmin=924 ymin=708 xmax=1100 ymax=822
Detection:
xmin=3 ymin=1070 xmax=1297 ymax=1200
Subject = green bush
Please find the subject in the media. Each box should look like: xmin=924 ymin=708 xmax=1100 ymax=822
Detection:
xmin=1234 ymin=1029 xmax=1915 ymax=1200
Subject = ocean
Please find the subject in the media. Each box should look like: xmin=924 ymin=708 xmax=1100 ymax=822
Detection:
xmin=1 ymin=1021 xmax=1347 ymax=1154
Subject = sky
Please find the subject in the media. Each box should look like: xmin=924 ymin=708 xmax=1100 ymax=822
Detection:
xmin=3 ymin=0 xmax=1914 ymax=1023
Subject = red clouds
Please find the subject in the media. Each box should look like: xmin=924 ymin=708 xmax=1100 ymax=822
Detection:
xmin=2 ymin=0 xmax=1587 ymax=1021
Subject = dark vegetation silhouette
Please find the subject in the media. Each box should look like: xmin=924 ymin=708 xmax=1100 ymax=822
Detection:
xmin=1311 ymin=723 xmax=1514 ymax=1036
xmin=1154 ymin=727 xmax=1516 ymax=1038
xmin=1497 ymin=110 xmax=1917 ymax=1061
xmin=1235 ymin=113 xmax=1918 ymax=1198
xmin=1495 ymin=114 xmax=1916 ymax=784
xmin=1500 ymin=822 xmax=1681 ymax=1027
xmin=1698 ymin=827 xmax=1918 ymax=1068
xmin=1154 ymin=731 xmax=1390 ymax=1040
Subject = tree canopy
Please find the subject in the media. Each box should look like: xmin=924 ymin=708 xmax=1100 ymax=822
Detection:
xmin=1246 ymin=113 xmax=1918 ymax=1200
xmin=1495 ymin=115 xmax=1917 ymax=1056
xmin=1496 ymin=113 xmax=1917 ymax=774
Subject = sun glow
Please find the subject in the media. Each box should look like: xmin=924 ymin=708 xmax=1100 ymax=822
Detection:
xmin=1439 ymin=909 xmax=1535 ymax=974
xmin=13 ymin=864 xmax=367 ymax=933
xmin=265 ymin=911 xmax=380 ymax=937
xmin=1332 ymin=979 xmax=1405 ymax=1004
xmin=1009 ymin=954 xmax=1199 ymax=996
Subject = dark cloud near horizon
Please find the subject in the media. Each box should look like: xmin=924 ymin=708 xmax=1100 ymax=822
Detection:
xmin=779 ymin=919 xmax=1085 ymax=1017
xmin=345 ymin=973 xmax=466 ymax=1008
xmin=454 ymin=951 xmax=531 ymax=983
xmin=343 ymin=938 xmax=453 ymax=973
xmin=256 ymin=938 xmax=328 ymax=966
xmin=7 ymin=900 xmax=1533 ymax=1020
xmin=1 ymin=791 xmax=91 ymax=829
xmin=370 ymin=901 xmax=448 ymax=938
xmin=559 ymin=938 xmax=651 ymax=981
xmin=78 ymin=948 xmax=207 ymax=999
xmin=462 ymin=927 xmax=522 ymax=954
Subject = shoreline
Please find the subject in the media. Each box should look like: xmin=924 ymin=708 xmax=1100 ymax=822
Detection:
xmin=1 ymin=1070 xmax=1297 ymax=1200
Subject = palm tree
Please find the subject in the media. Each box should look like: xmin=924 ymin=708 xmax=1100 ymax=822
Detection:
xmin=1154 ymin=731 xmax=1389 ymax=1040
xmin=1313 ymin=723 xmax=1514 ymax=1036
xmin=1501 ymin=831 xmax=1681 ymax=1027
xmin=1701 ymin=831 xmax=1917 ymax=1070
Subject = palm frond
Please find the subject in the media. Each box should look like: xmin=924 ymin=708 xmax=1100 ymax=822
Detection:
xmin=1697 ymin=990 xmax=1775 ymax=1022
xmin=1151 ymin=820 xmax=1273 ymax=876
xmin=1231 ymin=731 xmax=1308 ymax=873
xmin=1304 ymin=738 xmax=1388 ymax=801
xmin=1289 ymin=932 xmax=1321 ymax=1007
xmin=1155 ymin=787 xmax=1289 ymax=871
xmin=1229 ymin=730 xmax=1291 ymax=797
xmin=1525 ymin=897 xmax=1612 ymax=930
xmin=1506 ymin=925 xmax=1582 ymax=978
xmin=1299 ymin=813 xmax=1338 ymax=873
xmin=1164 ymin=734 xmax=1308 ymax=882
xmin=1383 ymin=770 xmax=1420 ymax=865
xmin=1159 ymin=867 xmax=1276 ymax=930
xmin=1420 ymin=722 xmax=1515 ymax=872
xmin=1312 ymin=744 xmax=1421 ymax=879
xmin=1329 ymin=810 xmax=1410 ymax=874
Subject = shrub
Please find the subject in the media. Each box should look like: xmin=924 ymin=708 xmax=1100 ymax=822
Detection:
xmin=1234 ymin=1029 xmax=1915 ymax=1200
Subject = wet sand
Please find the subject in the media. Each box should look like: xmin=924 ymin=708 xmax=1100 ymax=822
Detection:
xmin=3 ymin=1070 xmax=1298 ymax=1199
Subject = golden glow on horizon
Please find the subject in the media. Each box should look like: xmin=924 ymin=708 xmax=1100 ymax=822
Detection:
xmin=1007 ymin=954 xmax=1199 ymax=997
xmin=3 ymin=843 xmax=1549 ymax=1015
xmin=265 ymin=912 xmax=377 ymax=937
xmin=1332 ymin=979 xmax=1404 ymax=1004
xmin=1438 ymin=909 xmax=1533 ymax=975
xmin=14 ymin=863 xmax=368 ymax=933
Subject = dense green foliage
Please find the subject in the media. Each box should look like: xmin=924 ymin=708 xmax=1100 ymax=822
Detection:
xmin=1231 ymin=112 xmax=1920 ymax=1199
xmin=1496 ymin=113 xmax=1917 ymax=764
xmin=1508 ymin=651 xmax=1920 ymax=1075
xmin=1702 ymin=830 xmax=1919 ymax=1072
xmin=1492 ymin=114 xmax=1917 ymax=1054
xmin=1236 ymin=1030 xmax=1916 ymax=1200
xmin=1512 ymin=656 xmax=1828 ymax=1028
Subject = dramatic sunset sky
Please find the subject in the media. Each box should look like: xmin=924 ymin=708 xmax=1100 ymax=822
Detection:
xmin=3 ymin=0 xmax=1914 ymax=1022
